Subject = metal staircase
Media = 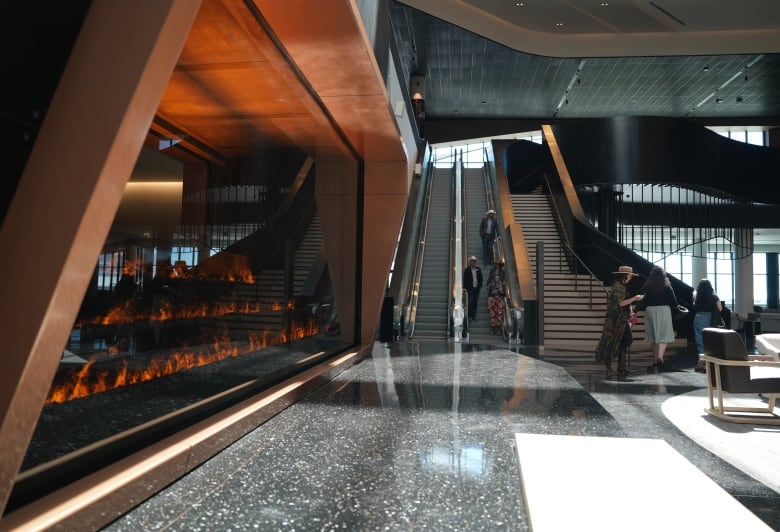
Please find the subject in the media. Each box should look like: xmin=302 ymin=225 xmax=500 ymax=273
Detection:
xmin=412 ymin=167 xmax=453 ymax=339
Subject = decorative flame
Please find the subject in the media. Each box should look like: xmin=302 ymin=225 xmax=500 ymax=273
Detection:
xmin=47 ymin=318 xmax=322 ymax=404
xmin=89 ymin=297 xmax=285 ymax=327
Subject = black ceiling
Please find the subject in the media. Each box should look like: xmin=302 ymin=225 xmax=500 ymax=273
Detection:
xmin=389 ymin=1 xmax=780 ymax=122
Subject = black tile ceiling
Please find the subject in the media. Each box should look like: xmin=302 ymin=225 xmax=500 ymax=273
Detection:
xmin=389 ymin=1 xmax=780 ymax=121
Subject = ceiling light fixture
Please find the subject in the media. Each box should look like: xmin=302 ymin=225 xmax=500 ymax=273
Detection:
xmin=555 ymin=60 xmax=586 ymax=114
xmin=693 ymin=54 xmax=764 ymax=110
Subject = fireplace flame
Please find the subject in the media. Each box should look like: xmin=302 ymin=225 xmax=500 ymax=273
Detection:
xmin=91 ymin=297 xmax=290 ymax=326
xmin=47 ymin=317 xmax=321 ymax=404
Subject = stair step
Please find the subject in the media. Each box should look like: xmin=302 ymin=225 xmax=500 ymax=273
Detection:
xmin=513 ymin=192 xmax=611 ymax=345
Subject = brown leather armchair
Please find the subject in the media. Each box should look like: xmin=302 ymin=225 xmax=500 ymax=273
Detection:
xmin=701 ymin=327 xmax=780 ymax=425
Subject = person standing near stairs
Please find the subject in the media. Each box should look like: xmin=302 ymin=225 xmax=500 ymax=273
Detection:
xmin=595 ymin=266 xmax=644 ymax=378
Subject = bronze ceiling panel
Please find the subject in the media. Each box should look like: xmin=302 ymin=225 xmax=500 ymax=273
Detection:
xmin=161 ymin=63 xmax=309 ymax=118
xmin=177 ymin=0 xmax=272 ymax=65
xmin=152 ymin=0 xmax=359 ymax=164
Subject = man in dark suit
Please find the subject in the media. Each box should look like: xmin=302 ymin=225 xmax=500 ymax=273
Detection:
xmin=463 ymin=256 xmax=483 ymax=321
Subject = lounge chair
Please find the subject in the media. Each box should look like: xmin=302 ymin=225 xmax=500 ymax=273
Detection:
xmin=700 ymin=327 xmax=780 ymax=425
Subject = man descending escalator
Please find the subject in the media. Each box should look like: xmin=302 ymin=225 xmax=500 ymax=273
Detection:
xmin=463 ymin=256 xmax=483 ymax=322
xmin=479 ymin=209 xmax=499 ymax=265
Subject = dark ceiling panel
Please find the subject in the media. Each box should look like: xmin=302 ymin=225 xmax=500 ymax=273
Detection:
xmin=390 ymin=1 xmax=780 ymax=121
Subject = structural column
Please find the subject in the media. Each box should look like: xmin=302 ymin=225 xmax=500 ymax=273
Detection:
xmin=733 ymin=229 xmax=754 ymax=320
xmin=767 ymin=253 xmax=779 ymax=310
xmin=0 ymin=0 xmax=200 ymax=514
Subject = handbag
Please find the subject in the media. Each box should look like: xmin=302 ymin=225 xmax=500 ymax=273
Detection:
xmin=710 ymin=310 xmax=726 ymax=328
xmin=671 ymin=304 xmax=689 ymax=321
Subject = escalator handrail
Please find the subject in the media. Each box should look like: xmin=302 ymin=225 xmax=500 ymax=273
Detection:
xmin=481 ymin=147 xmax=517 ymax=330
xmin=404 ymin=158 xmax=436 ymax=338
xmin=451 ymin=151 xmax=465 ymax=339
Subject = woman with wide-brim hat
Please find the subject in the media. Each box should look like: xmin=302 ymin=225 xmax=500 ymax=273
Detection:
xmin=595 ymin=266 xmax=644 ymax=378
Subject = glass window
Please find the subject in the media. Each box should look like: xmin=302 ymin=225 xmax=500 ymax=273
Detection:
xmin=707 ymin=252 xmax=734 ymax=308
xmin=433 ymin=145 xmax=455 ymax=168
xmin=464 ymin=143 xmax=485 ymax=168
xmin=746 ymin=131 xmax=765 ymax=146
xmin=708 ymin=128 xmax=766 ymax=147
xmin=730 ymin=131 xmax=747 ymax=143
xmin=19 ymin=140 xmax=355 ymax=502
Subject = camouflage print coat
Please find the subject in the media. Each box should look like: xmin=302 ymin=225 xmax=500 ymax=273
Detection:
xmin=595 ymin=282 xmax=630 ymax=363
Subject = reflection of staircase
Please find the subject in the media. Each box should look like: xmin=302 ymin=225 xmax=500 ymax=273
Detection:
xmin=202 ymin=215 xmax=324 ymax=340
xmin=199 ymin=273 xmax=286 ymax=340
xmin=293 ymin=214 xmax=322 ymax=296
xmin=512 ymin=194 xmax=620 ymax=350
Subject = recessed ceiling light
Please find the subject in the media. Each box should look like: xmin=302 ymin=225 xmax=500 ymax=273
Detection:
xmin=555 ymin=22 xmax=564 ymax=27
xmin=703 ymin=66 xmax=710 ymax=72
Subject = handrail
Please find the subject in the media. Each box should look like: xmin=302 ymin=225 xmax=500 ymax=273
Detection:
xmin=451 ymin=150 xmax=465 ymax=341
xmin=541 ymin=169 xmax=607 ymax=307
xmin=543 ymin=124 xmax=694 ymax=308
xmin=459 ymin=152 xmax=470 ymax=337
xmin=404 ymin=157 xmax=435 ymax=338
xmin=481 ymin=147 xmax=518 ymax=334
xmin=391 ymin=144 xmax=433 ymax=336
xmin=539 ymin=126 xmax=608 ymax=307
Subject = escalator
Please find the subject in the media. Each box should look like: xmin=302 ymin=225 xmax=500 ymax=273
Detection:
xmin=463 ymin=166 xmax=494 ymax=338
xmin=412 ymin=166 xmax=454 ymax=339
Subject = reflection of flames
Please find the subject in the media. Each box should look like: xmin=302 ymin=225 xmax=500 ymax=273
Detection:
xmin=47 ymin=318 xmax=321 ymax=405
xmin=90 ymin=298 xmax=294 ymax=326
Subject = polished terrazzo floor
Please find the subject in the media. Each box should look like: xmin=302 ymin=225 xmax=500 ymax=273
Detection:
xmin=105 ymin=340 xmax=780 ymax=531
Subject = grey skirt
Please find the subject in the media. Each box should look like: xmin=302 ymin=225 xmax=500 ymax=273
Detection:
xmin=644 ymin=305 xmax=675 ymax=343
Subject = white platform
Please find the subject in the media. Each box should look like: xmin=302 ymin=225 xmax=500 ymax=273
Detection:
xmin=514 ymin=433 xmax=772 ymax=532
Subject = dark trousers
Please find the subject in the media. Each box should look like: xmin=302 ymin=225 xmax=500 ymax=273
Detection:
xmin=466 ymin=287 xmax=480 ymax=319
xmin=482 ymin=236 xmax=494 ymax=264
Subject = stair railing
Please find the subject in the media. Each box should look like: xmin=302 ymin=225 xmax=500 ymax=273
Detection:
xmin=540 ymin=169 xmax=608 ymax=308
